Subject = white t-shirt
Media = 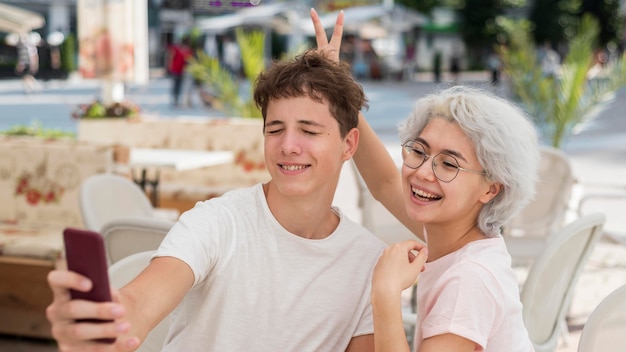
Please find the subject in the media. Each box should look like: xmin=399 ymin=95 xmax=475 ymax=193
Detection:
xmin=413 ymin=236 xmax=534 ymax=352
xmin=155 ymin=184 xmax=386 ymax=351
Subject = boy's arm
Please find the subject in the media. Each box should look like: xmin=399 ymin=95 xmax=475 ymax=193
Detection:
xmin=47 ymin=256 xmax=193 ymax=351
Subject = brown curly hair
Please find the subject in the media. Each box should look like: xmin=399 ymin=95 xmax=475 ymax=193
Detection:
xmin=253 ymin=50 xmax=368 ymax=138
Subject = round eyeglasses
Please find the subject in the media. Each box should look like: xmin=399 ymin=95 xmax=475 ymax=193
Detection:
xmin=401 ymin=140 xmax=487 ymax=182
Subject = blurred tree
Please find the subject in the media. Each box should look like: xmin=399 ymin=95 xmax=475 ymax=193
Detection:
xmin=186 ymin=29 xmax=265 ymax=118
xmin=455 ymin=0 xmax=523 ymax=66
xmin=498 ymin=15 xmax=626 ymax=148
xmin=579 ymin=0 xmax=621 ymax=47
xmin=60 ymin=32 xmax=77 ymax=73
xmin=396 ymin=0 xmax=440 ymax=15
xmin=529 ymin=0 xmax=578 ymax=46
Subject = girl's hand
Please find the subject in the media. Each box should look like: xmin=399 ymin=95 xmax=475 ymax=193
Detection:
xmin=373 ymin=240 xmax=428 ymax=294
xmin=310 ymin=8 xmax=344 ymax=63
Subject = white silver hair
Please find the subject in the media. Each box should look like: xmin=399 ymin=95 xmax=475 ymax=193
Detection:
xmin=398 ymin=85 xmax=540 ymax=237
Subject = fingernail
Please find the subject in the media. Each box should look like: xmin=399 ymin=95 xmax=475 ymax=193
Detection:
xmin=80 ymin=279 xmax=91 ymax=290
xmin=126 ymin=338 xmax=140 ymax=349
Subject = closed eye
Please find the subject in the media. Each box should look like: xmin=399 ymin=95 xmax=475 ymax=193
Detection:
xmin=412 ymin=148 xmax=426 ymax=157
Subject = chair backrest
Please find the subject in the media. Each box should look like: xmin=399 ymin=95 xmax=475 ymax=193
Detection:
xmin=100 ymin=216 xmax=174 ymax=266
xmin=520 ymin=213 xmax=605 ymax=352
xmin=504 ymin=147 xmax=576 ymax=238
xmin=108 ymin=250 xmax=169 ymax=352
xmin=80 ymin=174 xmax=154 ymax=232
xmin=577 ymin=284 xmax=626 ymax=352
xmin=346 ymin=160 xmax=416 ymax=245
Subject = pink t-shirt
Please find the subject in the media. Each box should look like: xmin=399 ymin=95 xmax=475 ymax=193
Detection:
xmin=413 ymin=236 xmax=534 ymax=352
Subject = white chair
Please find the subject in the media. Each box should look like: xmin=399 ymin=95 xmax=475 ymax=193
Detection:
xmin=503 ymin=147 xmax=578 ymax=266
xmin=108 ymin=250 xmax=170 ymax=352
xmin=80 ymin=174 xmax=178 ymax=232
xmin=520 ymin=213 xmax=605 ymax=352
xmin=577 ymin=283 xmax=626 ymax=352
xmin=100 ymin=216 xmax=175 ymax=266
xmin=80 ymin=174 xmax=156 ymax=231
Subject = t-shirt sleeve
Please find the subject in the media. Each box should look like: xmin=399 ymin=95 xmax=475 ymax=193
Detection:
xmin=155 ymin=200 xmax=232 ymax=286
xmin=420 ymin=262 xmax=504 ymax=350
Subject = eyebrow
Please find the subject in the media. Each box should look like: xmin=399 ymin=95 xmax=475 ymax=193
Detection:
xmin=415 ymin=137 xmax=469 ymax=162
xmin=264 ymin=119 xmax=326 ymax=129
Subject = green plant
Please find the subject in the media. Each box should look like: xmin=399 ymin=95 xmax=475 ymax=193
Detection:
xmin=498 ymin=15 xmax=626 ymax=148
xmin=0 ymin=121 xmax=75 ymax=139
xmin=61 ymin=32 xmax=77 ymax=73
xmin=72 ymin=100 xmax=140 ymax=119
xmin=187 ymin=29 xmax=265 ymax=118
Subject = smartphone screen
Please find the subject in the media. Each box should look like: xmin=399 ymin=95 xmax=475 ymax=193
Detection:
xmin=63 ymin=227 xmax=116 ymax=344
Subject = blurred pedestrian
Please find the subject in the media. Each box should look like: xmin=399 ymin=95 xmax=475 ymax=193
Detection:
xmin=222 ymin=34 xmax=241 ymax=77
xmin=15 ymin=33 xmax=42 ymax=93
xmin=450 ymin=53 xmax=461 ymax=83
xmin=487 ymin=52 xmax=501 ymax=85
xmin=540 ymin=42 xmax=560 ymax=78
xmin=166 ymin=36 xmax=193 ymax=107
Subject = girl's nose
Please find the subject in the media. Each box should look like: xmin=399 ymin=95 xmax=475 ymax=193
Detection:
xmin=412 ymin=158 xmax=437 ymax=182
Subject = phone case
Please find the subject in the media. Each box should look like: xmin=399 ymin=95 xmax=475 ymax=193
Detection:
xmin=63 ymin=227 xmax=116 ymax=344
xmin=63 ymin=227 xmax=112 ymax=302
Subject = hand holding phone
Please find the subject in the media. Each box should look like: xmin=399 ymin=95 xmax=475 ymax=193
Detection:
xmin=63 ymin=227 xmax=116 ymax=344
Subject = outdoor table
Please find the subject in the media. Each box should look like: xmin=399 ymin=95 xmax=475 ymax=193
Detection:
xmin=127 ymin=148 xmax=234 ymax=206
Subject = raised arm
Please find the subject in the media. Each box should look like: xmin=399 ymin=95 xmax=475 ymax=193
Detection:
xmin=47 ymin=257 xmax=193 ymax=351
xmin=310 ymin=8 xmax=424 ymax=241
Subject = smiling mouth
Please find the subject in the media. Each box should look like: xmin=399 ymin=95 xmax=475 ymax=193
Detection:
xmin=411 ymin=187 xmax=442 ymax=201
xmin=280 ymin=164 xmax=309 ymax=171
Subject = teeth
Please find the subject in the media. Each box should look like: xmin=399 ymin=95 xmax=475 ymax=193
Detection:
xmin=281 ymin=164 xmax=307 ymax=171
xmin=412 ymin=187 xmax=439 ymax=199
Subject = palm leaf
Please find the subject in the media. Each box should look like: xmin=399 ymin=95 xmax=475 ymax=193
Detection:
xmin=499 ymin=15 xmax=626 ymax=148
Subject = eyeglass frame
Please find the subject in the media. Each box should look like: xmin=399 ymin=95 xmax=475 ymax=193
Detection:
xmin=401 ymin=140 xmax=487 ymax=182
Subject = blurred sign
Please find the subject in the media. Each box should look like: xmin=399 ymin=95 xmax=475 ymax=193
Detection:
xmin=77 ymin=0 xmax=149 ymax=84
xmin=192 ymin=0 xmax=257 ymax=14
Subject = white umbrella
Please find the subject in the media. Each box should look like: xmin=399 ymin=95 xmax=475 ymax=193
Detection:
xmin=298 ymin=5 xmax=426 ymax=36
xmin=196 ymin=2 xmax=289 ymax=34
xmin=0 ymin=2 xmax=45 ymax=34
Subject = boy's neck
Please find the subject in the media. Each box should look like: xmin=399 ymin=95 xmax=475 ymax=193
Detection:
xmin=263 ymin=182 xmax=339 ymax=239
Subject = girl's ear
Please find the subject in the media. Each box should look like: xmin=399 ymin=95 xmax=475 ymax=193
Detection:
xmin=480 ymin=182 xmax=503 ymax=204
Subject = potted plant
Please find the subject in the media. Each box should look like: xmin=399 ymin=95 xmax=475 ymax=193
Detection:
xmin=71 ymin=100 xmax=141 ymax=120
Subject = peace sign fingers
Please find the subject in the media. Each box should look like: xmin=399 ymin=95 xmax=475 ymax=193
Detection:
xmin=310 ymin=8 xmax=344 ymax=63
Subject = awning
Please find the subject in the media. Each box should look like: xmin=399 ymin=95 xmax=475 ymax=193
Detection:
xmin=0 ymin=2 xmax=45 ymax=34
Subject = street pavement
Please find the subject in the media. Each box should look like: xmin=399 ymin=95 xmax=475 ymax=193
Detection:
xmin=1 ymin=71 xmax=626 ymax=350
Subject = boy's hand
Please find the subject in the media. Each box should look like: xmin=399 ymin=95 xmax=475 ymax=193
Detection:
xmin=46 ymin=269 xmax=141 ymax=351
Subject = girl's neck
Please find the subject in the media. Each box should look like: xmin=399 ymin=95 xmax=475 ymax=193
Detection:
xmin=425 ymin=224 xmax=486 ymax=261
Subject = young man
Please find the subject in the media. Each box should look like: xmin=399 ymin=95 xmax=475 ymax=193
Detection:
xmin=46 ymin=48 xmax=385 ymax=351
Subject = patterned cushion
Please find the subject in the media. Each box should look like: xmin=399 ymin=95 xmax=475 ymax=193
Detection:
xmin=0 ymin=136 xmax=113 ymax=259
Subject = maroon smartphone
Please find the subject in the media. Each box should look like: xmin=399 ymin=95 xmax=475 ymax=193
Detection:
xmin=63 ymin=227 xmax=116 ymax=344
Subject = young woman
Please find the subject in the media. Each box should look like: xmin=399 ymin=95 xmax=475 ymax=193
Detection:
xmin=311 ymin=9 xmax=539 ymax=352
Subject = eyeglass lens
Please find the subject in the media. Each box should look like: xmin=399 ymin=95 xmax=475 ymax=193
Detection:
xmin=402 ymin=142 xmax=461 ymax=182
